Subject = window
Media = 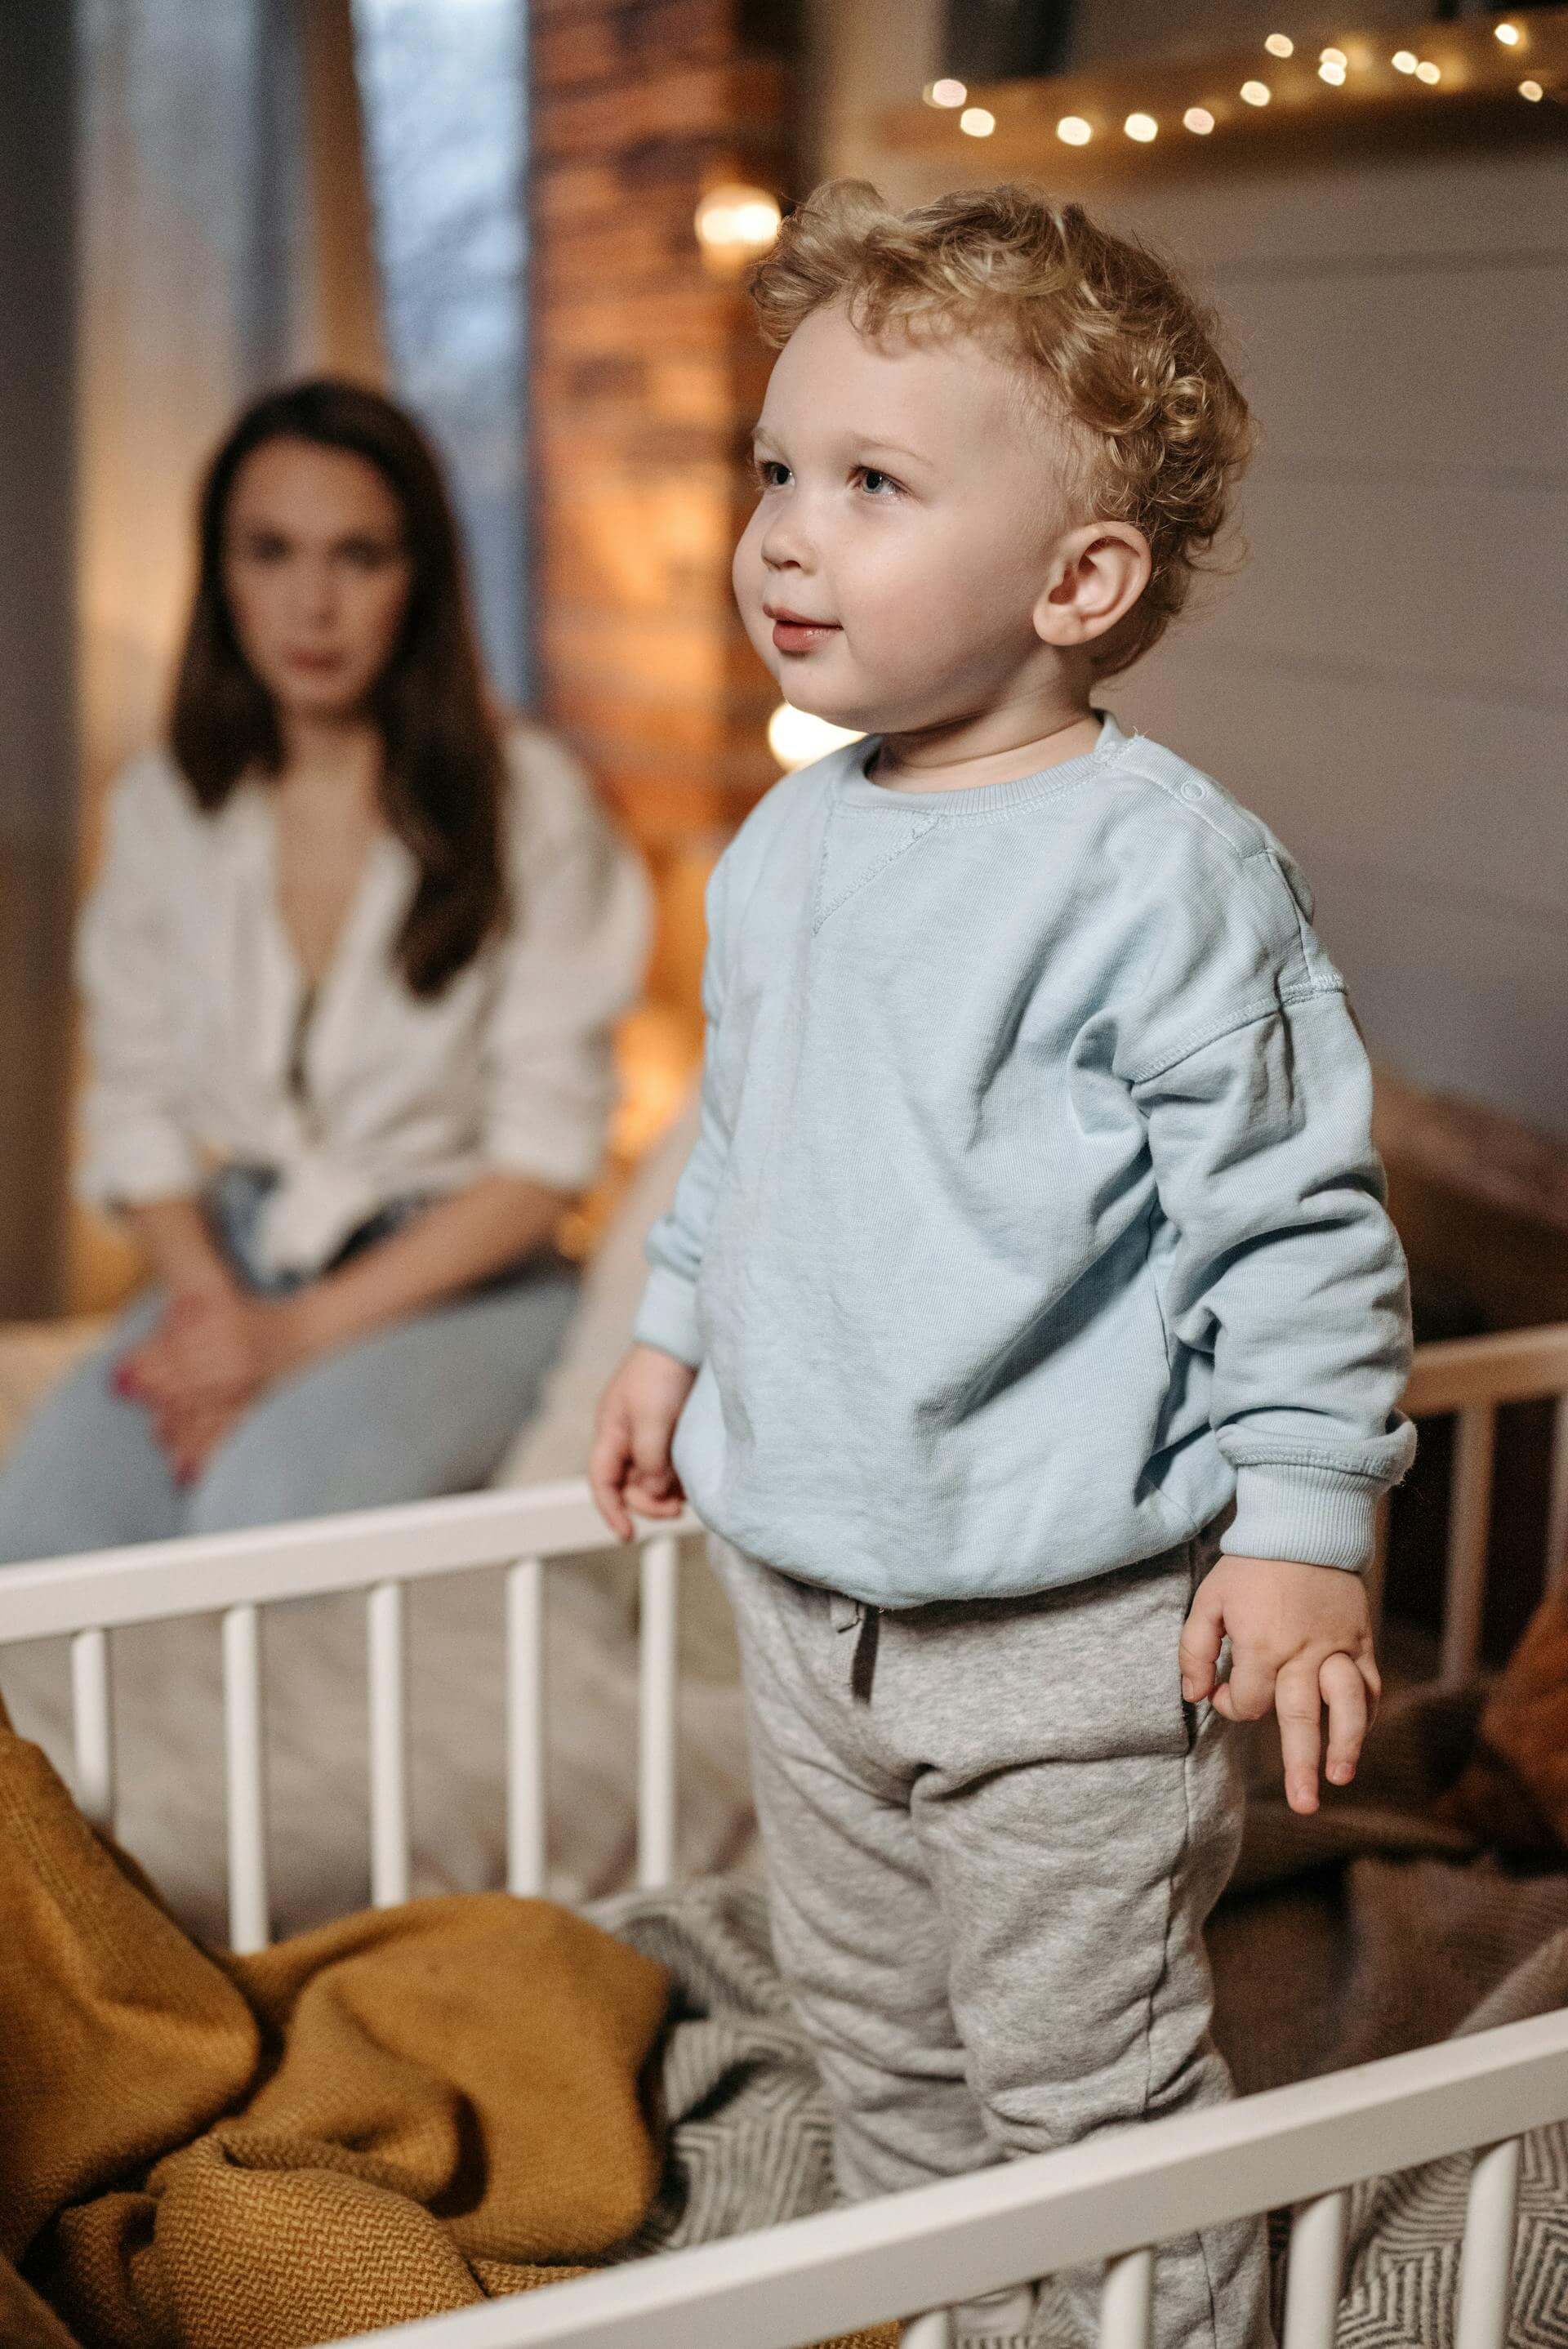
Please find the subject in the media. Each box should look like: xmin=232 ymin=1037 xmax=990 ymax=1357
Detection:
xmin=354 ymin=0 xmax=531 ymax=702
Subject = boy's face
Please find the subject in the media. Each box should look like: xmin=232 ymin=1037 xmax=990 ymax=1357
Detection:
xmin=733 ymin=301 xmax=1080 ymax=736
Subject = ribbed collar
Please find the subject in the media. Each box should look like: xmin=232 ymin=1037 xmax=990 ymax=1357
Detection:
xmin=829 ymin=710 xmax=1127 ymax=818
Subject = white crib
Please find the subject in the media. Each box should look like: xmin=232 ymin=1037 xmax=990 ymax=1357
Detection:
xmin=2 ymin=1321 xmax=1567 ymax=2349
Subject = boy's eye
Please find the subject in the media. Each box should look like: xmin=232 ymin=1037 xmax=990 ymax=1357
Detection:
xmin=750 ymin=457 xmax=904 ymax=497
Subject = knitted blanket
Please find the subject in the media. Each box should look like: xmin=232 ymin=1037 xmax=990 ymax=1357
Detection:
xmin=0 ymin=1700 xmax=892 ymax=2349
xmin=0 ymin=1696 xmax=671 ymax=2347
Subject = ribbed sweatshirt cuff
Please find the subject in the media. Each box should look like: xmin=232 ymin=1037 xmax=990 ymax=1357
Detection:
xmin=1222 ymin=1463 xmax=1383 ymax=1573
xmin=631 ymin=1265 xmax=703 ymax=1370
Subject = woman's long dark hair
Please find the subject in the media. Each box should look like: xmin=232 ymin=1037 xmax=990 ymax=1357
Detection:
xmin=170 ymin=378 xmax=509 ymax=996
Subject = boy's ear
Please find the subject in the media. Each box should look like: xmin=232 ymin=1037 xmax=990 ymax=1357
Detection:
xmin=1032 ymin=523 xmax=1152 ymax=650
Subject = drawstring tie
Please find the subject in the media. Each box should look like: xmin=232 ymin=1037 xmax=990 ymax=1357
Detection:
xmin=830 ymin=1590 xmax=880 ymax=1703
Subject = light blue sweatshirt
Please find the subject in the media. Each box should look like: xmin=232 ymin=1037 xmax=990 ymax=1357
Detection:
xmin=634 ymin=712 xmax=1416 ymax=1607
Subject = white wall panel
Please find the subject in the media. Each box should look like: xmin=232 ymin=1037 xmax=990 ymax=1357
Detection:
xmin=1196 ymin=477 xmax=1566 ymax=704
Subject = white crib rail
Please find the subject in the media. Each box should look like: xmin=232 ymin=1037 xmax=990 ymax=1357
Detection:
xmin=0 ymin=1481 xmax=703 ymax=1947
xmin=1397 ymin=1319 xmax=1568 ymax=1681
xmin=506 ymin=1556 xmax=547 ymax=1897
xmin=69 ymin=1623 xmax=114 ymax=1831
xmin=305 ymin=2006 xmax=1568 ymax=2349
xmin=368 ymin=1577 xmax=411 ymax=1908
xmin=4 ymin=1326 xmax=1566 ymax=1920
xmin=0 ymin=1479 xmax=691 ymax=1642
xmin=636 ymin=1534 xmax=680 ymax=1890
xmin=1280 ymin=2186 xmax=1347 ymax=2349
xmin=222 ymin=1601 xmax=269 ymax=1951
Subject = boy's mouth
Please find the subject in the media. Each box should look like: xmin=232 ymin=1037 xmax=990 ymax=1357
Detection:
xmin=765 ymin=604 xmax=841 ymax=653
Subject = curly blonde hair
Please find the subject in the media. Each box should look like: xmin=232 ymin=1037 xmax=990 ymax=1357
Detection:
xmin=747 ymin=179 xmax=1254 ymax=675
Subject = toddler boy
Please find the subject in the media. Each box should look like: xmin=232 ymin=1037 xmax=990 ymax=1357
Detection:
xmin=591 ymin=180 xmax=1414 ymax=2349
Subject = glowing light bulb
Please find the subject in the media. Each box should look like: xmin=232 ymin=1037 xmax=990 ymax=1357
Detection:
xmin=1056 ymin=114 xmax=1093 ymax=145
xmin=1320 ymin=47 xmax=1348 ymax=66
xmin=1124 ymin=111 xmax=1158 ymax=141
xmin=959 ymin=105 xmax=996 ymax=136
xmin=1183 ymin=106 xmax=1216 ymax=134
xmin=1264 ymin=33 xmax=1294 ymax=58
xmin=1240 ymin=79 xmax=1272 ymax=106
xmin=768 ymin=705 xmax=863 ymax=773
xmin=1415 ymin=59 xmax=1441 ymax=82
xmin=1520 ymin=76 xmax=1544 ymax=98
xmin=1319 ymin=59 xmax=1347 ymax=84
xmin=925 ymin=78 xmax=967 ymax=107
xmin=1392 ymin=50 xmax=1419 ymax=73
xmin=1494 ymin=23 xmax=1521 ymax=46
xmin=693 ymin=185 xmax=782 ymax=270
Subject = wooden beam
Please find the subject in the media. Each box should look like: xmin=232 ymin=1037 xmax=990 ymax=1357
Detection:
xmin=1404 ymin=1322 xmax=1568 ymax=1419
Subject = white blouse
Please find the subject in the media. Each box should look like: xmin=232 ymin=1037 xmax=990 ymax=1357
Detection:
xmin=75 ymin=724 xmax=652 ymax=1278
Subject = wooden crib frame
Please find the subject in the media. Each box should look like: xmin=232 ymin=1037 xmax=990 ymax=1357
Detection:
xmin=2 ymin=1320 xmax=1567 ymax=2349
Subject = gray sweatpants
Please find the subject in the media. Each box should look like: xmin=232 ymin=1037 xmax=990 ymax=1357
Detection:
xmin=710 ymin=1527 xmax=1273 ymax=2349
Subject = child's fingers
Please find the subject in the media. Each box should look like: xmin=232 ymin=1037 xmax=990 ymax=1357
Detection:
xmin=624 ymin=1469 xmax=685 ymax=1520
xmin=1320 ymin=1651 xmax=1370 ymax=1788
xmin=630 ymin=1415 xmax=676 ymax=1485
xmin=1177 ymin=1584 xmax=1225 ymax=1702
xmin=624 ymin=1415 xmax=684 ymax=1522
xmin=587 ymin=1415 xmax=635 ymax=1542
xmin=1210 ymin=1645 xmax=1276 ymax=1726
xmin=1274 ymin=1658 xmax=1324 ymax=1814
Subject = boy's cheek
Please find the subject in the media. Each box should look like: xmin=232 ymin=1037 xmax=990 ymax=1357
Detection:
xmin=730 ymin=543 xmax=779 ymax=673
xmin=731 ymin=524 xmax=764 ymax=615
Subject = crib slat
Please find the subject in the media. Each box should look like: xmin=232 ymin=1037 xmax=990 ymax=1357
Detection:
xmin=1098 ymin=2245 xmax=1154 ymax=2349
xmin=368 ymin=1580 xmax=410 ymax=1908
xmin=1547 ymin=1393 xmax=1568 ymax=1593
xmin=1442 ymin=1405 xmax=1495 ymax=1686
xmin=222 ymin=1602 xmax=270 ymax=1951
xmin=506 ymin=1558 xmax=546 ymax=1895
xmin=1455 ymin=2137 xmax=1521 ymax=2349
xmin=70 ymin=1626 xmax=115 ymax=1833
xmin=638 ymin=1535 xmax=679 ymax=1891
xmin=1364 ymin=1497 xmax=1390 ymax=1641
xmin=1282 ymin=2186 xmax=1348 ymax=2349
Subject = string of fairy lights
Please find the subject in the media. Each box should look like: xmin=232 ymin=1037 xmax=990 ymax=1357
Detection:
xmin=694 ymin=17 xmax=1553 ymax=278
xmin=921 ymin=17 xmax=1551 ymax=146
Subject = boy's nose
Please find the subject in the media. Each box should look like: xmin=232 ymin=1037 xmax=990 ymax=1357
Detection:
xmin=760 ymin=508 xmax=816 ymax=570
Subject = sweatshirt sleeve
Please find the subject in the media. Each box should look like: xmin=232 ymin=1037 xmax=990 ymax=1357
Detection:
xmin=74 ymin=760 xmax=205 ymax=1210
xmin=630 ymin=851 xmax=731 ymax=1369
xmin=1131 ymin=983 xmax=1416 ymax=1571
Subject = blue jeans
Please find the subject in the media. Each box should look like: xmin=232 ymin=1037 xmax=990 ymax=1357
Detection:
xmin=0 ymin=1170 xmax=581 ymax=1563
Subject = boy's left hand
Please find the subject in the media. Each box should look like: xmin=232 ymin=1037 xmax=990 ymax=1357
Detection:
xmin=1178 ymin=1555 xmax=1381 ymax=1817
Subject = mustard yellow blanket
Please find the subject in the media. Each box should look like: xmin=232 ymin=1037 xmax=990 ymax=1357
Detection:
xmin=0 ymin=1690 xmax=670 ymax=2346
xmin=0 ymin=1695 xmax=898 ymax=2349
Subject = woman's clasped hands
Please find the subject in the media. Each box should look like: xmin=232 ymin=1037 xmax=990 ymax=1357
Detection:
xmin=114 ymin=1285 xmax=310 ymax=1486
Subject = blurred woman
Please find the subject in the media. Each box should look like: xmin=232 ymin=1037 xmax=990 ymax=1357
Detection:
xmin=0 ymin=378 xmax=648 ymax=1559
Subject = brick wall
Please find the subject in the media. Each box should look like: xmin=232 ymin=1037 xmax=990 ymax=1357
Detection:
xmin=528 ymin=0 xmax=798 ymax=1033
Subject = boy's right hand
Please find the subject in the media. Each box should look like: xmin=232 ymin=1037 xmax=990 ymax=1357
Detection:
xmin=589 ymin=1344 xmax=697 ymax=1540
